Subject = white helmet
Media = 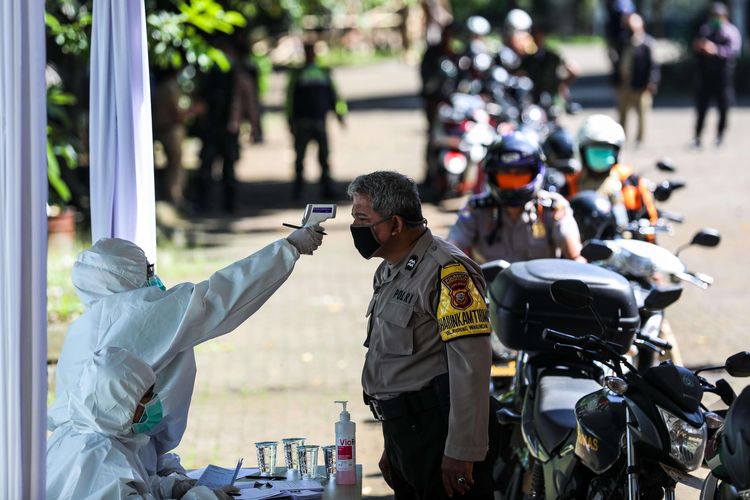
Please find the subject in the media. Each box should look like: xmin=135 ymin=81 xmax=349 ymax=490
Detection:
xmin=576 ymin=114 xmax=625 ymax=174
xmin=504 ymin=9 xmax=532 ymax=34
xmin=467 ymin=15 xmax=491 ymax=37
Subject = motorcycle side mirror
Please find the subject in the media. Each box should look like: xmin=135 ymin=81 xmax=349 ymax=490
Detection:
xmin=550 ymin=279 xmax=593 ymax=309
xmin=580 ymin=240 xmax=613 ymax=261
xmin=726 ymin=352 xmax=750 ymax=377
xmin=656 ymin=158 xmax=677 ymax=172
xmin=653 ymin=180 xmax=687 ymax=202
xmin=565 ymin=101 xmax=582 ymax=115
xmin=691 ymin=228 xmax=721 ymax=248
xmin=480 ymin=259 xmax=511 ymax=285
xmin=643 ymin=285 xmax=683 ymax=310
xmin=676 ymin=228 xmax=721 ymax=257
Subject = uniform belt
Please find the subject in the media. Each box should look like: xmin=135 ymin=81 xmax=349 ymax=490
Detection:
xmin=364 ymin=387 xmax=440 ymax=422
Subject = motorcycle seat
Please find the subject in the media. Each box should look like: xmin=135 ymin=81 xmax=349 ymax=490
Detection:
xmin=535 ymin=375 xmax=602 ymax=453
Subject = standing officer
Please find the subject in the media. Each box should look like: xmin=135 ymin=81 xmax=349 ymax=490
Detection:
xmin=347 ymin=171 xmax=496 ymax=499
xmin=286 ymin=41 xmax=347 ymax=200
xmin=692 ymin=2 xmax=741 ymax=148
xmin=448 ymin=132 xmax=582 ymax=264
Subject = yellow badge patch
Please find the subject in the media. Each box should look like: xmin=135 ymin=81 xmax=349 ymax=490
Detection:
xmin=437 ymin=263 xmax=491 ymax=342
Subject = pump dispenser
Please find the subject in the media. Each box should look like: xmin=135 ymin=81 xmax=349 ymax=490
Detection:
xmin=334 ymin=400 xmax=356 ymax=484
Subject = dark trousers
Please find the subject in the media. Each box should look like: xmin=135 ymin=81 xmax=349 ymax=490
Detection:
xmin=695 ymin=76 xmax=735 ymax=139
xmin=292 ymin=119 xmax=330 ymax=187
xmin=198 ymin=131 xmax=239 ymax=210
xmin=382 ymin=399 xmax=498 ymax=500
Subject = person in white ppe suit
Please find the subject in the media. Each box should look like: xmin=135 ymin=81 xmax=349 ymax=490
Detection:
xmin=47 ymin=346 xmax=225 ymax=499
xmin=48 ymin=227 xmax=323 ymax=476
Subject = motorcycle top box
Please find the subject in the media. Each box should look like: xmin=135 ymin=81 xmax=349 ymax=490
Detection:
xmin=488 ymin=259 xmax=639 ymax=354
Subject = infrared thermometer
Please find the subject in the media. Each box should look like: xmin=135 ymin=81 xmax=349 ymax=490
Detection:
xmin=283 ymin=204 xmax=336 ymax=234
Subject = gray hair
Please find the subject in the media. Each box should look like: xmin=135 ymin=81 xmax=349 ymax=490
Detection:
xmin=347 ymin=171 xmax=424 ymax=224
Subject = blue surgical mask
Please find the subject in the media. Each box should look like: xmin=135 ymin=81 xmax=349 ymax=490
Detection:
xmin=133 ymin=395 xmax=164 ymax=434
xmin=148 ymin=274 xmax=166 ymax=291
xmin=584 ymin=146 xmax=617 ymax=173
xmin=146 ymin=263 xmax=166 ymax=291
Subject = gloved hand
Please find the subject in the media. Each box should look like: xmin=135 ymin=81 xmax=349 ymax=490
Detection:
xmin=171 ymin=478 xmax=198 ymax=498
xmin=213 ymin=485 xmax=240 ymax=499
xmin=286 ymin=226 xmax=324 ymax=255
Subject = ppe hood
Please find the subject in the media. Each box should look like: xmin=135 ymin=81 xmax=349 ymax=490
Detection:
xmin=73 ymin=238 xmax=149 ymax=308
xmin=68 ymin=346 xmax=155 ymax=438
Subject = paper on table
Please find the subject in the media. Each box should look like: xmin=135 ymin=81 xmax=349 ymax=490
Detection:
xmin=195 ymin=459 xmax=243 ymax=489
xmin=235 ymin=489 xmax=283 ymax=500
xmin=188 ymin=467 xmax=259 ymax=481
xmin=270 ymin=480 xmax=324 ymax=491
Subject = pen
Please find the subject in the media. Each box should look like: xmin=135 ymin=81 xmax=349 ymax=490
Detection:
xmin=282 ymin=223 xmax=327 ymax=235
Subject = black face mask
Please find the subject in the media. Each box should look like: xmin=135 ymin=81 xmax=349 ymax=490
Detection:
xmin=350 ymin=217 xmax=392 ymax=259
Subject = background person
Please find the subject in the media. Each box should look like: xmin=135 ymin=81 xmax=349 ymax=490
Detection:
xmin=285 ymin=41 xmax=347 ymax=201
xmin=614 ymin=13 xmax=659 ymax=146
xmin=692 ymin=1 xmax=742 ymax=148
xmin=347 ymin=171 xmax=496 ymax=499
xmin=48 ymin=227 xmax=323 ymax=479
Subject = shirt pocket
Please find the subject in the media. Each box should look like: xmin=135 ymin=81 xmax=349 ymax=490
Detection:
xmin=376 ymin=300 xmax=415 ymax=355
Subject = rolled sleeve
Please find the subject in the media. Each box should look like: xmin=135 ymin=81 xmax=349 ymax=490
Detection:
xmin=444 ymin=335 xmax=492 ymax=461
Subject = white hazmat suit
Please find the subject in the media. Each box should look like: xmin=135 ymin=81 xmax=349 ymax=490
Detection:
xmin=46 ymin=346 xmax=216 ymax=499
xmin=48 ymin=232 xmax=317 ymax=474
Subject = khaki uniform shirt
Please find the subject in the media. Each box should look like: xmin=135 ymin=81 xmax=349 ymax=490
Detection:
xmin=447 ymin=190 xmax=580 ymax=264
xmin=362 ymin=229 xmax=492 ymax=462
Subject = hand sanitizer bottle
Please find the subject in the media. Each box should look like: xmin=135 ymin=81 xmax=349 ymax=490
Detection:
xmin=334 ymin=400 xmax=356 ymax=485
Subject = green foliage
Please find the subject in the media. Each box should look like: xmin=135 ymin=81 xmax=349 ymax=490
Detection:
xmin=147 ymin=0 xmax=247 ymax=71
xmin=47 ymin=85 xmax=79 ymax=206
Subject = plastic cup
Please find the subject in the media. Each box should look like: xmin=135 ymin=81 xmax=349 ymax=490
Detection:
xmin=297 ymin=444 xmax=320 ymax=479
xmin=255 ymin=441 xmax=278 ymax=476
xmin=281 ymin=437 xmax=306 ymax=471
xmin=322 ymin=445 xmax=337 ymax=478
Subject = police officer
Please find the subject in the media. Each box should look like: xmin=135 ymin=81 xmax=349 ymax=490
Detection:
xmin=286 ymin=41 xmax=347 ymax=200
xmin=448 ymin=132 xmax=582 ymax=263
xmin=347 ymin=171 xmax=496 ymax=499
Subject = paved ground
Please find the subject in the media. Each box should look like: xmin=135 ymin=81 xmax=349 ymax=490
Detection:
xmin=83 ymin=46 xmax=750 ymax=498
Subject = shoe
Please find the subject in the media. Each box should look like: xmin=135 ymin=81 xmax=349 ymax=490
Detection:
xmin=689 ymin=137 xmax=702 ymax=150
xmin=715 ymin=136 xmax=724 ymax=148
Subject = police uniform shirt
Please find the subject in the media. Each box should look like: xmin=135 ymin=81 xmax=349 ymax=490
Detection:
xmin=447 ymin=190 xmax=579 ymax=263
xmin=362 ymin=228 xmax=492 ymax=462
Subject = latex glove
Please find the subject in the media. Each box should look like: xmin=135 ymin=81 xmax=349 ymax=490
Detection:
xmin=172 ymin=478 xmax=198 ymax=498
xmin=213 ymin=485 xmax=240 ymax=499
xmin=286 ymin=226 xmax=323 ymax=255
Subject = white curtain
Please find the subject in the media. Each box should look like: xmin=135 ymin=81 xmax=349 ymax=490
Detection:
xmin=0 ymin=0 xmax=48 ymax=498
xmin=89 ymin=0 xmax=157 ymax=262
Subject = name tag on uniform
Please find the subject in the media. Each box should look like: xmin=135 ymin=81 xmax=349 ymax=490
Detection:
xmin=392 ymin=288 xmax=415 ymax=305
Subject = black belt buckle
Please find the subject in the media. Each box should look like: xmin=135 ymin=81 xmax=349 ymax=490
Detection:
xmin=369 ymin=398 xmax=386 ymax=421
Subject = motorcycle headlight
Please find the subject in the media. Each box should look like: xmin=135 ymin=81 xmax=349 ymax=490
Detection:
xmin=657 ymin=406 xmax=707 ymax=471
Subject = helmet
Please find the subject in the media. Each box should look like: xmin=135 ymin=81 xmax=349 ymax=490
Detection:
xmin=543 ymin=127 xmax=581 ymax=173
xmin=577 ymin=114 xmax=625 ymax=176
xmin=504 ymin=9 xmax=533 ymax=34
xmin=483 ymin=132 xmax=546 ymax=206
xmin=721 ymin=386 xmax=750 ymax=490
xmin=467 ymin=15 xmax=491 ymax=37
xmin=569 ymin=190 xmax=617 ymax=241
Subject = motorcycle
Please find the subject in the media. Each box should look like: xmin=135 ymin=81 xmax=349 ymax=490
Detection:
xmin=698 ymin=355 xmax=750 ymax=499
xmin=580 ymin=228 xmax=721 ymax=370
xmin=488 ymin=259 xmax=641 ymax=499
xmin=428 ymin=92 xmax=497 ymax=201
xmin=542 ymin=280 xmax=745 ymax=499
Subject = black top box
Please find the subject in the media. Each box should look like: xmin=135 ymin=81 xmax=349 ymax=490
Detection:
xmin=488 ymin=259 xmax=639 ymax=354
